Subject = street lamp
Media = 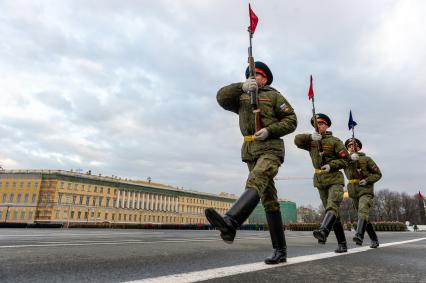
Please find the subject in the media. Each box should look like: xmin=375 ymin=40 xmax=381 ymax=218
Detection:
xmin=3 ymin=203 xmax=13 ymax=223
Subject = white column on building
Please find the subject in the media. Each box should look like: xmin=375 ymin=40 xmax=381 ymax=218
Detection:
xmin=150 ymin=194 xmax=154 ymax=210
xmin=142 ymin=193 xmax=146 ymax=210
xmin=160 ymin=195 xmax=164 ymax=211
xmin=169 ymin=196 xmax=173 ymax=212
xmin=175 ymin=197 xmax=179 ymax=213
xmin=155 ymin=194 xmax=158 ymax=211
xmin=137 ymin=193 xmax=141 ymax=209
xmin=132 ymin=191 xmax=136 ymax=209
xmin=116 ymin=190 xmax=121 ymax=208
xmin=121 ymin=191 xmax=124 ymax=208
xmin=166 ymin=196 xmax=170 ymax=212
xmin=126 ymin=191 xmax=131 ymax=208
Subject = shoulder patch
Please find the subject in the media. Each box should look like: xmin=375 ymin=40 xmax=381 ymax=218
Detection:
xmin=280 ymin=103 xmax=290 ymax=112
xmin=339 ymin=150 xmax=348 ymax=157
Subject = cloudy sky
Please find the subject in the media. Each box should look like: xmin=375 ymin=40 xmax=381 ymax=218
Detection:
xmin=1 ymin=0 xmax=425 ymax=207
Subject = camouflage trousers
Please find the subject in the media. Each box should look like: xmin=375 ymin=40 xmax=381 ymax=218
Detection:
xmin=316 ymin=184 xmax=344 ymax=216
xmin=352 ymin=194 xmax=373 ymax=221
xmin=246 ymin=153 xmax=282 ymax=213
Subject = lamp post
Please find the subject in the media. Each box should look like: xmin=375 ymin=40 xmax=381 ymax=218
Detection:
xmin=4 ymin=203 xmax=13 ymax=223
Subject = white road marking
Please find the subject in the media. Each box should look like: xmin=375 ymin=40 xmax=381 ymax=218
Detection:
xmin=123 ymin=237 xmax=426 ymax=283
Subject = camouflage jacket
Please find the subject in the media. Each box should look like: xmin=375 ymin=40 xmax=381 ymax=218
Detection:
xmin=217 ymin=83 xmax=297 ymax=162
xmin=344 ymin=152 xmax=382 ymax=197
xmin=294 ymin=132 xmax=349 ymax=187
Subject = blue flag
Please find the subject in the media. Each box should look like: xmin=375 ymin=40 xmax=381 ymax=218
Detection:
xmin=348 ymin=110 xmax=357 ymax=130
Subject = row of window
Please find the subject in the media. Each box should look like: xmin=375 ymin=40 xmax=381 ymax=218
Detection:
xmin=59 ymin=182 xmax=117 ymax=195
xmin=0 ymin=210 xmax=34 ymax=221
xmin=1 ymin=193 xmax=37 ymax=204
xmin=0 ymin=181 xmax=39 ymax=189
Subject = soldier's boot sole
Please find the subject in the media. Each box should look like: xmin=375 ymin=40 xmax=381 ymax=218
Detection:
xmin=313 ymin=229 xmax=327 ymax=243
xmin=205 ymin=208 xmax=236 ymax=244
xmin=264 ymin=249 xmax=287 ymax=264
xmin=353 ymin=235 xmax=363 ymax=246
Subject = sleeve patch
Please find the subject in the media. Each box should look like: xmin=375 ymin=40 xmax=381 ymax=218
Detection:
xmin=339 ymin=150 xmax=348 ymax=157
xmin=280 ymin=103 xmax=289 ymax=112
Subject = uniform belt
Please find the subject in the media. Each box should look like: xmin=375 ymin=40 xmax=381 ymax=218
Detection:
xmin=244 ymin=135 xmax=255 ymax=142
xmin=348 ymin=179 xmax=360 ymax=184
xmin=314 ymin=169 xmax=322 ymax=174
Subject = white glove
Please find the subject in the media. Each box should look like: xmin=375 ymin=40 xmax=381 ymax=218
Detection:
xmin=359 ymin=179 xmax=367 ymax=186
xmin=242 ymin=77 xmax=258 ymax=93
xmin=254 ymin=128 xmax=269 ymax=141
xmin=311 ymin=132 xmax=322 ymax=141
xmin=321 ymin=164 xmax=330 ymax=173
xmin=351 ymin=153 xmax=359 ymax=161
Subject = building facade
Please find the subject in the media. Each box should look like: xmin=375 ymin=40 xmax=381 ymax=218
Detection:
xmin=0 ymin=170 xmax=236 ymax=225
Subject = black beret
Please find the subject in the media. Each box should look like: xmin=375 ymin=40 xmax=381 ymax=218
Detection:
xmin=245 ymin=61 xmax=273 ymax=85
xmin=345 ymin=138 xmax=362 ymax=150
xmin=310 ymin=113 xmax=332 ymax=127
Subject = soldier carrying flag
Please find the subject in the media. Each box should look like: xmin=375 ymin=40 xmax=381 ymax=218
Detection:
xmin=205 ymin=4 xmax=297 ymax=264
xmin=294 ymin=76 xmax=349 ymax=253
xmin=344 ymin=111 xmax=382 ymax=248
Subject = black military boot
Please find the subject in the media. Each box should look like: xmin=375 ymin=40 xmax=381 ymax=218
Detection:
xmin=264 ymin=211 xmax=287 ymax=264
xmin=366 ymin=222 xmax=379 ymax=248
xmin=353 ymin=218 xmax=368 ymax=245
xmin=333 ymin=219 xmax=347 ymax=253
xmin=313 ymin=211 xmax=337 ymax=243
xmin=205 ymin=189 xmax=260 ymax=244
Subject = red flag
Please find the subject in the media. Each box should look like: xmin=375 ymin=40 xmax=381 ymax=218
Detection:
xmin=248 ymin=4 xmax=259 ymax=33
xmin=308 ymin=75 xmax=314 ymax=100
xmin=419 ymin=191 xmax=424 ymax=200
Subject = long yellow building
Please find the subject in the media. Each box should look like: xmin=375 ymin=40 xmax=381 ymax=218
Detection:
xmin=0 ymin=170 xmax=236 ymax=225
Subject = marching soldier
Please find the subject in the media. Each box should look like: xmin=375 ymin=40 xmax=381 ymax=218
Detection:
xmin=294 ymin=114 xmax=349 ymax=253
xmin=344 ymin=138 xmax=382 ymax=248
xmin=205 ymin=61 xmax=297 ymax=264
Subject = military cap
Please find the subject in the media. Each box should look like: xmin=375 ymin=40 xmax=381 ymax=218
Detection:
xmin=345 ymin=138 xmax=362 ymax=150
xmin=310 ymin=113 xmax=331 ymax=127
xmin=245 ymin=61 xmax=273 ymax=85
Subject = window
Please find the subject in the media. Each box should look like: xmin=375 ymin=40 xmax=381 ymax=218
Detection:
xmin=31 ymin=194 xmax=36 ymax=203
xmin=79 ymin=195 xmax=84 ymax=205
xmin=107 ymin=188 xmax=110 ymax=194
xmin=13 ymin=182 xmax=17 ymax=188
xmin=70 ymin=211 xmax=75 ymax=219
xmin=60 ymin=182 xmax=64 ymax=189
xmin=24 ymin=194 xmax=29 ymax=203
xmin=100 ymin=187 xmax=103 ymax=194
xmin=92 ymin=197 xmax=96 ymax=206
xmin=86 ymin=196 xmax=90 ymax=206
xmin=27 ymin=181 xmax=31 ymax=188
xmin=2 ymin=193 xmax=7 ymax=203
xmin=98 ymin=197 xmax=103 ymax=207
xmin=17 ymin=194 xmax=22 ymax=203
xmin=72 ymin=195 xmax=77 ymax=205
xmin=34 ymin=182 xmax=39 ymax=188
xmin=81 ymin=185 xmax=85 ymax=192
xmin=88 ymin=185 xmax=91 ymax=192
xmin=28 ymin=211 xmax=33 ymax=220
xmin=55 ymin=210 xmax=59 ymax=219
xmin=9 ymin=193 xmax=14 ymax=203
xmin=0 ymin=211 xmax=2 ymax=219
xmin=74 ymin=184 xmax=78 ymax=190
xmin=6 ymin=182 xmax=9 ymax=188
xmin=104 ymin=213 xmax=108 ymax=220
xmin=94 ymin=186 xmax=98 ymax=193
xmin=78 ymin=211 xmax=81 ymax=220
xmin=58 ymin=193 xmax=63 ymax=204
xmin=68 ymin=183 xmax=72 ymax=190
xmin=111 ymin=213 xmax=115 ymax=220
xmin=20 ymin=182 xmax=24 ymax=189
xmin=84 ymin=211 xmax=88 ymax=220
xmin=0 ymin=181 xmax=2 ymax=188
xmin=13 ymin=211 xmax=18 ymax=219
xmin=106 ymin=198 xmax=110 ymax=207
xmin=97 ymin=212 xmax=101 ymax=219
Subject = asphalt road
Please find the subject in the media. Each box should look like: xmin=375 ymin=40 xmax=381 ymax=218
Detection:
xmin=0 ymin=228 xmax=425 ymax=282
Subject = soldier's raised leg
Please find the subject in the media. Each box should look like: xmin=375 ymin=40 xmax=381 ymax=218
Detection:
xmin=205 ymin=188 xmax=260 ymax=244
xmin=313 ymin=185 xmax=343 ymax=243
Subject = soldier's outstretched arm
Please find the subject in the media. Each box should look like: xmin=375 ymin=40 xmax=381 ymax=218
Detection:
xmin=217 ymin=83 xmax=244 ymax=114
xmin=328 ymin=139 xmax=350 ymax=170
xmin=364 ymin=157 xmax=382 ymax=184
xmin=294 ymin=133 xmax=311 ymax=151
xmin=267 ymin=94 xmax=297 ymax=138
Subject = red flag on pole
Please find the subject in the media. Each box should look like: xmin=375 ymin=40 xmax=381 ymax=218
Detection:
xmin=419 ymin=191 xmax=424 ymax=200
xmin=248 ymin=4 xmax=259 ymax=34
xmin=308 ymin=75 xmax=314 ymax=100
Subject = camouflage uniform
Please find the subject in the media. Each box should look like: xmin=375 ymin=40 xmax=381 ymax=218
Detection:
xmin=294 ymin=132 xmax=349 ymax=214
xmin=344 ymin=142 xmax=382 ymax=247
xmin=344 ymin=152 xmax=382 ymax=221
xmin=217 ymin=83 xmax=297 ymax=212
